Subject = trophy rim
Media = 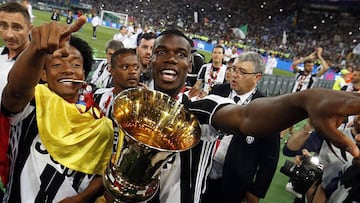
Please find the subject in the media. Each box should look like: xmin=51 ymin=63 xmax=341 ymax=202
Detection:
xmin=112 ymin=87 xmax=202 ymax=152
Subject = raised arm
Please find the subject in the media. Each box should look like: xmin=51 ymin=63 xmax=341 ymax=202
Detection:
xmin=212 ymin=88 xmax=360 ymax=157
xmin=1 ymin=16 xmax=86 ymax=113
xmin=315 ymin=47 xmax=329 ymax=77
xmin=291 ymin=51 xmax=316 ymax=73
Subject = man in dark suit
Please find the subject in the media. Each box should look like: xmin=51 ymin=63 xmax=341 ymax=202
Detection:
xmin=202 ymin=51 xmax=280 ymax=203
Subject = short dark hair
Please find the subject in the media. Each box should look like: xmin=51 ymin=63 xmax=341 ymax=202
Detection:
xmin=111 ymin=48 xmax=136 ymax=68
xmin=213 ymin=45 xmax=225 ymax=54
xmin=158 ymin=29 xmax=194 ymax=48
xmin=0 ymin=2 xmax=30 ymax=24
xmin=136 ymin=32 xmax=157 ymax=46
xmin=105 ymin=40 xmax=124 ymax=52
xmin=70 ymin=36 xmax=93 ymax=78
xmin=304 ymin=60 xmax=314 ymax=65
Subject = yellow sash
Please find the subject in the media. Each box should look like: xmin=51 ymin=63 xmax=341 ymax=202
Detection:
xmin=35 ymin=84 xmax=114 ymax=175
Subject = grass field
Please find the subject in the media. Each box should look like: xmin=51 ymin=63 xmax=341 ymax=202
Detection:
xmin=1 ymin=9 xmax=299 ymax=203
xmin=30 ymin=10 xmax=120 ymax=59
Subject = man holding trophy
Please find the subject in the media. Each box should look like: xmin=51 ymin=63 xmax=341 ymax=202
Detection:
xmin=108 ymin=29 xmax=360 ymax=203
xmin=2 ymin=17 xmax=360 ymax=203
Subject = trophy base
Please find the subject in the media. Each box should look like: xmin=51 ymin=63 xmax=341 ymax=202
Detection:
xmin=103 ymin=166 xmax=159 ymax=203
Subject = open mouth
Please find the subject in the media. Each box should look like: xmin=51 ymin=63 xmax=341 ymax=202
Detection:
xmin=160 ymin=69 xmax=177 ymax=81
xmin=59 ymin=79 xmax=87 ymax=85
xmin=230 ymin=80 xmax=238 ymax=87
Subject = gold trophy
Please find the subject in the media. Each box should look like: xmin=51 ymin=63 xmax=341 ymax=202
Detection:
xmin=103 ymin=88 xmax=201 ymax=202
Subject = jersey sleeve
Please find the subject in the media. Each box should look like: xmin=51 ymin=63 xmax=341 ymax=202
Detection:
xmin=186 ymin=94 xmax=233 ymax=125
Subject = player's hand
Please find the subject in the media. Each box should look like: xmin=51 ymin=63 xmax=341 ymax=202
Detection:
xmin=30 ymin=16 xmax=86 ymax=57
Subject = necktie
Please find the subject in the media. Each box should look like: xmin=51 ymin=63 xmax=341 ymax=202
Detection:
xmin=234 ymin=96 xmax=240 ymax=104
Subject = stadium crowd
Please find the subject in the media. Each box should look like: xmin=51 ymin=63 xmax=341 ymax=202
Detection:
xmin=88 ymin=0 xmax=359 ymax=66
xmin=35 ymin=0 xmax=360 ymax=67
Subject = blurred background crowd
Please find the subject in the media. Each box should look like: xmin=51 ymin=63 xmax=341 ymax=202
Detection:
xmin=34 ymin=0 xmax=360 ymax=68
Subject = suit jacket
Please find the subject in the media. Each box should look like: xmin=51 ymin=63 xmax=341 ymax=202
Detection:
xmin=209 ymin=83 xmax=280 ymax=202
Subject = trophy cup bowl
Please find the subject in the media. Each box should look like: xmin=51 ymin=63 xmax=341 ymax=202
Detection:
xmin=103 ymin=88 xmax=201 ymax=202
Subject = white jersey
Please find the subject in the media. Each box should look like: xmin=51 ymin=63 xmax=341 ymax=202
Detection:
xmin=3 ymin=103 xmax=95 ymax=203
xmin=113 ymin=33 xmax=131 ymax=48
xmin=197 ymin=63 xmax=227 ymax=93
xmin=264 ymin=56 xmax=277 ymax=75
xmin=90 ymin=60 xmax=112 ymax=88
xmin=91 ymin=16 xmax=101 ymax=27
xmin=93 ymin=87 xmax=121 ymax=154
xmin=292 ymin=71 xmax=317 ymax=92
xmin=319 ymin=127 xmax=354 ymax=188
xmin=0 ymin=47 xmax=16 ymax=102
xmin=155 ymin=94 xmax=233 ymax=203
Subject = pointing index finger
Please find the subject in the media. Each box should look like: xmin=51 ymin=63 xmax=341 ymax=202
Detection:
xmin=61 ymin=15 xmax=87 ymax=38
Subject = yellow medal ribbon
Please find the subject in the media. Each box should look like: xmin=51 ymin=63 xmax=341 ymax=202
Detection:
xmin=35 ymin=84 xmax=114 ymax=175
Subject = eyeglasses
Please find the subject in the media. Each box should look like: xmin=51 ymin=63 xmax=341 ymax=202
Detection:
xmin=230 ymin=67 xmax=260 ymax=76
